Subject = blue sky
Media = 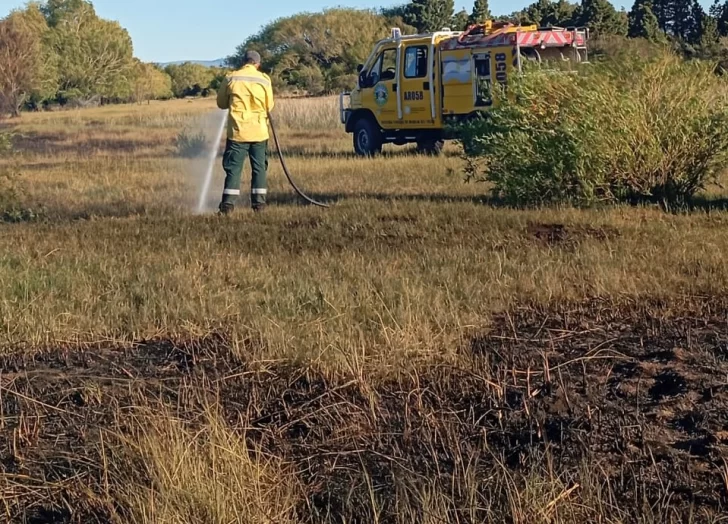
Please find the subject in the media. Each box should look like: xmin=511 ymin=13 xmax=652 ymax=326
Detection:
xmin=0 ymin=0 xmax=694 ymax=63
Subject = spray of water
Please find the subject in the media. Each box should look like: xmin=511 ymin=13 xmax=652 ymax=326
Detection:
xmin=196 ymin=110 xmax=228 ymax=214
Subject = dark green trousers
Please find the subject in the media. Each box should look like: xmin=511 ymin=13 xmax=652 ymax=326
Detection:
xmin=221 ymin=139 xmax=268 ymax=207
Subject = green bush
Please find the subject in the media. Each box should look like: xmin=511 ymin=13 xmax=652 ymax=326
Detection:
xmin=0 ymin=169 xmax=38 ymax=223
xmin=0 ymin=135 xmax=40 ymax=222
xmin=175 ymin=128 xmax=207 ymax=158
xmin=458 ymin=51 xmax=728 ymax=208
xmin=0 ymin=132 xmax=14 ymax=155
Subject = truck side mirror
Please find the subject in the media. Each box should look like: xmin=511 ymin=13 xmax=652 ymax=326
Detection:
xmin=358 ymin=69 xmax=367 ymax=88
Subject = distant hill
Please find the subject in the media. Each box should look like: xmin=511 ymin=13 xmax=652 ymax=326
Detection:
xmin=157 ymin=59 xmax=226 ymax=68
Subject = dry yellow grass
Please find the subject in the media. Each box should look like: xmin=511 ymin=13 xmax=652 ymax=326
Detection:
xmin=1 ymin=95 xmax=728 ymax=523
xmin=2 ymin=96 xmax=726 ymax=356
xmin=113 ymin=404 xmax=299 ymax=524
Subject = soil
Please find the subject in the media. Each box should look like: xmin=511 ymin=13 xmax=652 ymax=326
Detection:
xmin=1 ymin=300 xmax=728 ymax=523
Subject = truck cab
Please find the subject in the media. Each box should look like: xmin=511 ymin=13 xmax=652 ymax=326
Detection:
xmin=341 ymin=29 xmax=459 ymax=156
xmin=340 ymin=22 xmax=589 ymax=156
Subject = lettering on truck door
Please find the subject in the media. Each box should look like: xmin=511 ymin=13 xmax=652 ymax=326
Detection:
xmin=399 ymin=44 xmax=433 ymax=127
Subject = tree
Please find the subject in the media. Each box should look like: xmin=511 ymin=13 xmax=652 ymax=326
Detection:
xmin=648 ymin=0 xmax=708 ymax=41
xmin=469 ymin=0 xmax=491 ymax=25
xmin=209 ymin=67 xmax=229 ymax=92
xmin=0 ymin=6 xmax=57 ymax=117
xmin=710 ymin=0 xmax=728 ymax=36
xmin=508 ymin=0 xmax=579 ymax=27
xmin=164 ymin=62 xmax=214 ymax=98
xmin=670 ymin=0 xmax=704 ymax=43
xmin=407 ymin=0 xmax=456 ymax=32
xmin=132 ymin=61 xmax=173 ymax=103
xmin=453 ymin=9 xmax=470 ymax=30
xmin=697 ymin=13 xmax=721 ymax=56
xmin=380 ymin=4 xmax=411 ymax=22
xmin=228 ymin=9 xmax=415 ymax=95
xmin=543 ymin=0 xmax=579 ymax=26
xmin=521 ymin=0 xmax=552 ymax=25
xmin=629 ymin=0 xmax=666 ymax=41
xmin=45 ymin=1 xmax=135 ymax=102
xmin=577 ymin=0 xmax=628 ymax=36
xmin=41 ymin=0 xmax=86 ymax=28
xmin=690 ymin=1 xmax=708 ymax=43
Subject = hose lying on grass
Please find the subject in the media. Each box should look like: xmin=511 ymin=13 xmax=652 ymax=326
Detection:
xmin=268 ymin=113 xmax=330 ymax=208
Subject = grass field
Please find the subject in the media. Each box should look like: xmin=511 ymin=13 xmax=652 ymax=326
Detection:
xmin=1 ymin=96 xmax=728 ymax=523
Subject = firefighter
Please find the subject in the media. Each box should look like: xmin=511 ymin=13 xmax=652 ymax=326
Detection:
xmin=216 ymin=50 xmax=275 ymax=214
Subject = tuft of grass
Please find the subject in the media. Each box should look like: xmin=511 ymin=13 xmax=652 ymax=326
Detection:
xmin=0 ymin=131 xmax=14 ymax=154
xmin=0 ymin=143 xmax=41 ymax=223
xmin=112 ymin=405 xmax=300 ymax=524
xmin=175 ymin=127 xmax=208 ymax=158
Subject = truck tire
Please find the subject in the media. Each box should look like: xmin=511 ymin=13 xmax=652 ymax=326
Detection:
xmin=353 ymin=118 xmax=383 ymax=156
xmin=416 ymin=139 xmax=445 ymax=156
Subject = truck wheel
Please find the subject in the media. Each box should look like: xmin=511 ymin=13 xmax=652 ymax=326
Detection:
xmin=353 ymin=118 xmax=382 ymax=156
xmin=416 ymin=139 xmax=445 ymax=156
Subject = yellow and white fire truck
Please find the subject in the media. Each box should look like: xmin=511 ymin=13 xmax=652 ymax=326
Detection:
xmin=340 ymin=21 xmax=589 ymax=155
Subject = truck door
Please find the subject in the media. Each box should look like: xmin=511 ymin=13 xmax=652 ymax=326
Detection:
xmin=473 ymin=52 xmax=493 ymax=107
xmin=399 ymin=44 xmax=434 ymax=127
xmin=362 ymin=46 xmax=399 ymax=128
xmin=473 ymin=46 xmax=515 ymax=108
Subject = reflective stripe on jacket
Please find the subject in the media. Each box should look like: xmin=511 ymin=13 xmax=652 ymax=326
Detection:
xmin=216 ymin=64 xmax=275 ymax=143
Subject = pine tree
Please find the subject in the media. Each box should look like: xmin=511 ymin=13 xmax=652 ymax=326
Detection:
xmin=690 ymin=1 xmax=707 ymax=43
xmin=524 ymin=0 xmax=553 ymax=25
xmin=508 ymin=0 xmax=581 ymax=29
xmin=407 ymin=0 xmax=456 ymax=32
xmin=651 ymin=0 xmax=671 ymax=32
xmin=709 ymin=0 xmax=728 ymax=35
xmin=577 ymin=0 xmax=628 ymax=35
xmin=453 ymin=9 xmax=470 ymax=30
xmin=698 ymin=13 xmax=721 ymax=56
xmin=543 ymin=0 xmax=579 ymax=26
xmin=628 ymin=0 xmax=666 ymax=41
xmin=469 ymin=0 xmax=491 ymax=25
xmin=671 ymin=0 xmax=701 ymax=42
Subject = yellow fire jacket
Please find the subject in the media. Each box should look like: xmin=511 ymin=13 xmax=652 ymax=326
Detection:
xmin=216 ymin=64 xmax=275 ymax=143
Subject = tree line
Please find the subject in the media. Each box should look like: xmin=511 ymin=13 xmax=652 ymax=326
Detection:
xmin=228 ymin=0 xmax=728 ymax=95
xmin=0 ymin=0 xmax=229 ymax=117
xmin=4 ymin=0 xmax=728 ymax=115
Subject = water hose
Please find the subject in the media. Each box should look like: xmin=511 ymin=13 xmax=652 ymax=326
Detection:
xmin=268 ymin=113 xmax=330 ymax=208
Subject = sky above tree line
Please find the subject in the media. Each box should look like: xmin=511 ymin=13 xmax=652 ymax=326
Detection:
xmin=1 ymin=0 xmax=713 ymax=63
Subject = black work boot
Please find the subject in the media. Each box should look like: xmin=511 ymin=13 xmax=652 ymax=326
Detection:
xmin=218 ymin=202 xmax=234 ymax=215
xmin=252 ymin=203 xmax=266 ymax=213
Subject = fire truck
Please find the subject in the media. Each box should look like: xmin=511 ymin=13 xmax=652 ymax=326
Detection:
xmin=339 ymin=21 xmax=589 ymax=156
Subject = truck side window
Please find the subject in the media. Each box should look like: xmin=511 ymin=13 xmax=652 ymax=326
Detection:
xmin=380 ymin=49 xmax=397 ymax=81
xmin=474 ymin=53 xmax=492 ymax=107
xmin=369 ymin=48 xmax=397 ymax=86
xmin=404 ymin=46 xmax=428 ymax=79
xmin=369 ymin=55 xmax=382 ymax=86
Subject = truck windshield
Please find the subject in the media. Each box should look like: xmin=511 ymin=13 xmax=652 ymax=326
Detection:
xmin=369 ymin=48 xmax=397 ymax=85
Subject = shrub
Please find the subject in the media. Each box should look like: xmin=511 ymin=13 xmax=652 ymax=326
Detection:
xmin=458 ymin=51 xmax=728 ymax=208
xmin=175 ymin=128 xmax=208 ymax=158
xmin=0 ymin=169 xmax=38 ymax=223
xmin=589 ymin=35 xmax=673 ymax=62
xmin=0 ymin=131 xmax=14 ymax=154
xmin=0 ymin=132 xmax=41 ymax=222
